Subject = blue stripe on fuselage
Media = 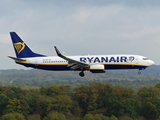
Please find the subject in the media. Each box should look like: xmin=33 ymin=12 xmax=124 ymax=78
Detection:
xmin=16 ymin=61 xmax=148 ymax=71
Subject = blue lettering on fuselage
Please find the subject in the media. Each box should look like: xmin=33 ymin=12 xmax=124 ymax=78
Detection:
xmin=101 ymin=57 xmax=108 ymax=62
xmin=80 ymin=56 xmax=128 ymax=63
xmin=109 ymin=57 xmax=116 ymax=62
xmin=116 ymin=57 xmax=119 ymax=62
xmin=87 ymin=57 xmax=94 ymax=63
xmin=94 ymin=57 xmax=100 ymax=63
xmin=80 ymin=57 xmax=86 ymax=63
xmin=120 ymin=56 xmax=127 ymax=62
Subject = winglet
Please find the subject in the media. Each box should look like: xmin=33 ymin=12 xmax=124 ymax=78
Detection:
xmin=54 ymin=46 xmax=63 ymax=57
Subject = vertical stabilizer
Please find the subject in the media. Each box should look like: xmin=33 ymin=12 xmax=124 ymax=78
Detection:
xmin=10 ymin=32 xmax=45 ymax=58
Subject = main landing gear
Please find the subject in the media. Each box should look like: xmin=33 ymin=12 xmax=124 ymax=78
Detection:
xmin=79 ymin=71 xmax=85 ymax=77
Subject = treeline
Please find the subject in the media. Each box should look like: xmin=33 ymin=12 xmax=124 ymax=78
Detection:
xmin=1 ymin=69 xmax=160 ymax=89
xmin=1 ymin=83 xmax=160 ymax=120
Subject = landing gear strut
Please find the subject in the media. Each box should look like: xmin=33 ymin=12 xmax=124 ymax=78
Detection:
xmin=138 ymin=70 xmax=141 ymax=75
xmin=79 ymin=71 xmax=85 ymax=77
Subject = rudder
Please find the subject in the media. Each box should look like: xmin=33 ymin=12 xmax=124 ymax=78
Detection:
xmin=10 ymin=32 xmax=45 ymax=58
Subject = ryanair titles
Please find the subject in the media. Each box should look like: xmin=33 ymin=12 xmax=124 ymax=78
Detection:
xmin=80 ymin=56 xmax=135 ymax=63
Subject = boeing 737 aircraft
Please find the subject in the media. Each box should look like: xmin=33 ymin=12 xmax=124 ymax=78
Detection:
xmin=8 ymin=32 xmax=154 ymax=77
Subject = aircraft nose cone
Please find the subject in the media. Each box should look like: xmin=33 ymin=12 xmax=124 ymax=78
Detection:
xmin=149 ymin=60 xmax=155 ymax=66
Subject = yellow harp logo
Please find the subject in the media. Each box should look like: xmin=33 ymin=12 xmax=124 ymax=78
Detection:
xmin=14 ymin=42 xmax=26 ymax=54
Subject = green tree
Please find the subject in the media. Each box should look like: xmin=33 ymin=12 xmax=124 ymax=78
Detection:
xmin=35 ymin=96 xmax=53 ymax=119
xmin=140 ymin=102 xmax=158 ymax=120
xmin=43 ymin=111 xmax=67 ymax=120
xmin=5 ymin=87 xmax=25 ymax=100
xmin=137 ymin=87 xmax=160 ymax=119
xmin=96 ymin=83 xmax=115 ymax=116
xmin=157 ymin=116 xmax=160 ymax=120
xmin=19 ymin=100 xmax=29 ymax=118
xmin=0 ymin=93 xmax=9 ymax=116
xmin=5 ymin=98 xmax=22 ymax=113
xmin=51 ymin=95 xmax=72 ymax=113
xmin=71 ymin=101 xmax=83 ymax=118
xmin=119 ymin=116 xmax=133 ymax=120
xmin=137 ymin=87 xmax=160 ymax=102
xmin=24 ymin=89 xmax=41 ymax=115
xmin=28 ymin=114 xmax=41 ymax=120
xmin=77 ymin=111 xmax=109 ymax=120
xmin=94 ymin=113 xmax=109 ymax=120
xmin=1 ymin=112 xmax=25 ymax=120
xmin=109 ymin=115 xmax=118 ymax=120
xmin=40 ymin=85 xmax=71 ymax=97
xmin=84 ymin=114 xmax=94 ymax=120
xmin=73 ymin=84 xmax=99 ymax=116
xmin=112 ymin=86 xmax=138 ymax=117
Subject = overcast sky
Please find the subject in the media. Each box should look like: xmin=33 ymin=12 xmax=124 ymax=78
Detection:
xmin=1 ymin=0 xmax=160 ymax=69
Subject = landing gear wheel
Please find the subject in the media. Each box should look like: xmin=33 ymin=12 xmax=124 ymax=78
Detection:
xmin=79 ymin=71 xmax=85 ymax=77
xmin=138 ymin=70 xmax=141 ymax=75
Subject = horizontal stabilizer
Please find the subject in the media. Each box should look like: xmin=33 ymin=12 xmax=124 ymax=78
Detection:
xmin=8 ymin=56 xmax=26 ymax=61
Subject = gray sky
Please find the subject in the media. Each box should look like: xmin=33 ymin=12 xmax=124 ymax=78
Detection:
xmin=1 ymin=0 xmax=160 ymax=69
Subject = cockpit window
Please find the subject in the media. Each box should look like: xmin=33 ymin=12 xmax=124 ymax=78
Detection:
xmin=143 ymin=58 xmax=149 ymax=60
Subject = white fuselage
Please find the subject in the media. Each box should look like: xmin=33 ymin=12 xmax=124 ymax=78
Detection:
xmin=15 ymin=54 xmax=154 ymax=71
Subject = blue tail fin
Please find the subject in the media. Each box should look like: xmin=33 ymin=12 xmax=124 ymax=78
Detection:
xmin=10 ymin=32 xmax=46 ymax=58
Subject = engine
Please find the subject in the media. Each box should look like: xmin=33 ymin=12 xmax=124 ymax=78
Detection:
xmin=90 ymin=64 xmax=105 ymax=73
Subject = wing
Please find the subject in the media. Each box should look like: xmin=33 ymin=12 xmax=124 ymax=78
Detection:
xmin=54 ymin=46 xmax=90 ymax=70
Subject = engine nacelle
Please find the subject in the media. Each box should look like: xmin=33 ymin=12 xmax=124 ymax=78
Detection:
xmin=90 ymin=64 xmax=106 ymax=73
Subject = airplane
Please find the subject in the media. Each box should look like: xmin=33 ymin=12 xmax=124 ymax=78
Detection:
xmin=8 ymin=32 xmax=154 ymax=77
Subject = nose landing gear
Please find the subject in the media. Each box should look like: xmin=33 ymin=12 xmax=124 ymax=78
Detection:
xmin=79 ymin=71 xmax=85 ymax=77
xmin=138 ymin=70 xmax=141 ymax=75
